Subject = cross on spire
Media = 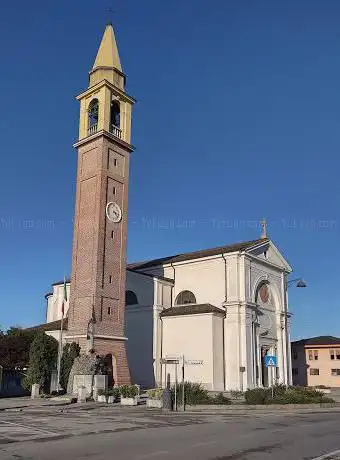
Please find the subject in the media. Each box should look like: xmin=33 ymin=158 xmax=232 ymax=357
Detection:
xmin=105 ymin=6 xmax=115 ymax=25
xmin=260 ymin=218 xmax=267 ymax=239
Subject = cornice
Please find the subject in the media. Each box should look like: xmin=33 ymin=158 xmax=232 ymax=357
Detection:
xmin=76 ymin=79 xmax=136 ymax=104
xmin=73 ymin=129 xmax=135 ymax=152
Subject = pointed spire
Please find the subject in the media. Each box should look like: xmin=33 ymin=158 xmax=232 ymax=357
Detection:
xmin=92 ymin=24 xmax=122 ymax=72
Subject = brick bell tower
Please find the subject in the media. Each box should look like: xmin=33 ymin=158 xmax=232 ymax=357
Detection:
xmin=67 ymin=24 xmax=135 ymax=384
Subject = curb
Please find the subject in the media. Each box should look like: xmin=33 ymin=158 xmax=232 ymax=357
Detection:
xmin=185 ymin=402 xmax=340 ymax=412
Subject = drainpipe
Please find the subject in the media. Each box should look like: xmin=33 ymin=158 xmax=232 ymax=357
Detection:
xmin=222 ymin=254 xmax=228 ymax=390
xmin=283 ymin=271 xmax=291 ymax=386
xmin=160 ymin=263 xmax=175 ymax=388
xmin=160 ymin=315 xmax=163 ymax=387
xmin=170 ymin=263 xmax=176 ymax=306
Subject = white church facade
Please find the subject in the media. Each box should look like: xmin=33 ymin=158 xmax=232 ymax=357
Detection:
xmin=43 ymin=236 xmax=293 ymax=391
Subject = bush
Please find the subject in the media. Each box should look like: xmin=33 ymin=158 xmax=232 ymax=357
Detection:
xmin=107 ymin=387 xmax=120 ymax=399
xmin=146 ymin=388 xmax=163 ymax=400
xmin=97 ymin=389 xmax=106 ymax=396
xmin=245 ymin=388 xmax=271 ymax=405
xmin=22 ymin=331 xmax=58 ymax=393
xmin=245 ymin=385 xmax=335 ymax=405
xmin=230 ymin=390 xmax=244 ymax=400
xmin=60 ymin=342 xmax=80 ymax=391
xmin=199 ymin=392 xmax=232 ymax=405
xmin=212 ymin=392 xmax=232 ymax=405
xmin=171 ymin=382 xmax=209 ymax=406
xmin=119 ymin=385 xmax=138 ymax=398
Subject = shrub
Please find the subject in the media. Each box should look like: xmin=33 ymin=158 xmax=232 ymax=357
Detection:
xmin=213 ymin=392 xmax=232 ymax=405
xmin=245 ymin=388 xmax=271 ymax=405
xmin=60 ymin=342 xmax=81 ymax=391
xmin=119 ymin=384 xmax=138 ymax=398
xmin=22 ymin=331 xmax=58 ymax=393
xmin=171 ymin=381 xmax=209 ymax=406
xmin=230 ymin=390 xmax=244 ymax=400
xmin=199 ymin=392 xmax=231 ymax=405
xmin=318 ymin=397 xmax=334 ymax=404
xmin=107 ymin=387 xmax=120 ymax=399
xmin=146 ymin=388 xmax=163 ymax=400
xmin=245 ymin=385 xmax=335 ymax=405
xmin=97 ymin=389 xmax=106 ymax=396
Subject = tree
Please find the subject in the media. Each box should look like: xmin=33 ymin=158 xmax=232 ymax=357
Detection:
xmin=60 ymin=342 xmax=81 ymax=390
xmin=23 ymin=331 xmax=58 ymax=392
xmin=0 ymin=328 xmax=36 ymax=370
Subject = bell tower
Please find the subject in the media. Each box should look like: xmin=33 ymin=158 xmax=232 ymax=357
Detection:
xmin=67 ymin=24 xmax=135 ymax=384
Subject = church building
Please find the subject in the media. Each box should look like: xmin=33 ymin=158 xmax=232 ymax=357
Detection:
xmin=45 ymin=234 xmax=293 ymax=391
xmin=39 ymin=24 xmax=294 ymax=392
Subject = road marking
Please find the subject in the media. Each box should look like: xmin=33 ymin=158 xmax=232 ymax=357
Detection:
xmin=0 ymin=420 xmax=57 ymax=436
xmin=311 ymin=450 xmax=340 ymax=460
xmin=192 ymin=440 xmax=217 ymax=447
xmin=135 ymin=451 xmax=169 ymax=459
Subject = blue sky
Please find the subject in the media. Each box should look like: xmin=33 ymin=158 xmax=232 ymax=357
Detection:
xmin=0 ymin=0 xmax=339 ymax=338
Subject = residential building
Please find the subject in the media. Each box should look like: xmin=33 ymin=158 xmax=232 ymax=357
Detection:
xmin=291 ymin=336 xmax=340 ymax=387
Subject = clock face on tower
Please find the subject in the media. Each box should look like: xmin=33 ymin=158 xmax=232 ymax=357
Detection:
xmin=106 ymin=202 xmax=122 ymax=223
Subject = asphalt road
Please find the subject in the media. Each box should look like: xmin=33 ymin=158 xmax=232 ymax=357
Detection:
xmin=0 ymin=405 xmax=340 ymax=459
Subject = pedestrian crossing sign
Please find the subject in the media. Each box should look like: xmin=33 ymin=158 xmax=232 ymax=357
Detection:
xmin=264 ymin=355 xmax=277 ymax=367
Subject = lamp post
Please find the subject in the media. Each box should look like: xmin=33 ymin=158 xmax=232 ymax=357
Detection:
xmin=284 ymin=277 xmax=307 ymax=386
xmin=287 ymin=278 xmax=307 ymax=288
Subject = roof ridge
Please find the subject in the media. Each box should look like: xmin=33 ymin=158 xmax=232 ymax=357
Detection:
xmin=128 ymin=238 xmax=269 ymax=270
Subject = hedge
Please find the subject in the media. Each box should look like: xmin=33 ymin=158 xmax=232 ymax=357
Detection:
xmin=245 ymin=385 xmax=335 ymax=405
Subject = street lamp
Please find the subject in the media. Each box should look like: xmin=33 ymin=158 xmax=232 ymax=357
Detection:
xmin=284 ymin=276 xmax=307 ymax=386
xmin=287 ymin=278 xmax=307 ymax=288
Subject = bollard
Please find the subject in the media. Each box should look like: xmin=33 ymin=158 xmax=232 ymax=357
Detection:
xmin=162 ymin=387 xmax=173 ymax=411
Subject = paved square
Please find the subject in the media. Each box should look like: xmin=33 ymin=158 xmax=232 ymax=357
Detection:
xmin=0 ymin=405 xmax=340 ymax=459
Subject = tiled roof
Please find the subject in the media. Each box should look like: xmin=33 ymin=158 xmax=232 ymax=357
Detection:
xmin=25 ymin=318 xmax=68 ymax=332
xmin=126 ymin=269 xmax=174 ymax=283
xmin=160 ymin=304 xmax=225 ymax=317
xmin=128 ymin=238 xmax=268 ymax=271
xmin=292 ymin=336 xmax=340 ymax=346
xmin=49 ymin=239 xmax=268 ymax=288
xmin=52 ymin=280 xmax=70 ymax=286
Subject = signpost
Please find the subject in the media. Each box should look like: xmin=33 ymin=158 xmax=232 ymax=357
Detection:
xmin=161 ymin=357 xmax=180 ymax=411
xmin=264 ymin=355 xmax=277 ymax=399
xmin=160 ymin=356 xmax=203 ymax=411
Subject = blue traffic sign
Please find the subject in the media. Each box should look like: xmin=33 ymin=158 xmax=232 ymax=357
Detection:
xmin=264 ymin=355 xmax=277 ymax=367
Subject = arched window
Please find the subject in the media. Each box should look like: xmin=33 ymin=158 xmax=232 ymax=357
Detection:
xmin=88 ymin=98 xmax=99 ymax=132
xmin=126 ymin=290 xmax=138 ymax=306
xmin=110 ymin=101 xmax=120 ymax=128
xmin=175 ymin=290 xmax=196 ymax=305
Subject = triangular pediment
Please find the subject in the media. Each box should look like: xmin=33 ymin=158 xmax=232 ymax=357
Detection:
xmin=247 ymin=239 xmax=292 ymax=272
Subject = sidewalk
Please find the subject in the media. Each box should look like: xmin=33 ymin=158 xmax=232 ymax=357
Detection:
xmin=0 ymin=396 xmax=71 ymax=411
xmin=1 ymin=396 xmax=340 ymax=414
